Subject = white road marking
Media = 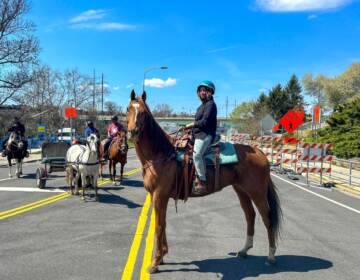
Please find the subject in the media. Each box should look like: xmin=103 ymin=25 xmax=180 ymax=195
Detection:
xmin=0 ymin=187 xmax=65 ymax=193
xmin=272 ymin=173 xmax=360 ymax=214
xmin=0 ymin=178 xmax=14 ymax=182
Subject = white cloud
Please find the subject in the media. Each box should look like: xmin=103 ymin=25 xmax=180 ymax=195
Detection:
xmin=144 ymin=78 xmax=177 ymax=88
xmin=113 ymin=86 xmax=120 ymax=91
xmin=308 ymin=14 xmax=318 ymax=19
xmin=255 ymin=0 xmax=354 ymax=12
xmin=70 ymin=9 xmax=107 ymax=23
xmin=206 ymin=45 xmax=237 ymax=54
xmin=126 ymin=83 xmax=135 ymax=89
xmin=70 ymin=22 xmax=136 ymax=31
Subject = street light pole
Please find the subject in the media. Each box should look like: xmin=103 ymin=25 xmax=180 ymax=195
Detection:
xmin=142 ymin=66 xmax=168 ymax=92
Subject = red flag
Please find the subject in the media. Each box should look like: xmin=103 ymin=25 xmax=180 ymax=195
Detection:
xmin=65 ymin=107 xmax=77 ymax=119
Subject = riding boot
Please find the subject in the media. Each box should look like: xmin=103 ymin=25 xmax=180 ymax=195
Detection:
xmin=192 ymin=178 xmax=207 ymax=196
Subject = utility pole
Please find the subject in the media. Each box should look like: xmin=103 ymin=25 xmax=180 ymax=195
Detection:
xmin=225 ymin=96 xmax=229 ymax=119
xmin=93 ymin=69 xmax=96 ymax=111
xmin=101 ymin=73 xmax=104 ymax=113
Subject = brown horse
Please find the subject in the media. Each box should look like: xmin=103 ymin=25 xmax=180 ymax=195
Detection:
xmin=126 ymin=90 xmax=282 ymax=274
xmin=100 ymin=131 xmax=128 ymax=184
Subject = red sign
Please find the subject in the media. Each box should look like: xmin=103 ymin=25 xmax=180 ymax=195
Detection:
xmin=313 ymin=105 xmax=321 ymax=124
xmin=65 ymin=107 xmax=77 ymax=119
xmin=272 ymin=124 xmax=280 ymax=131
xmin=279 ymin=110 xmax=304 ymax=133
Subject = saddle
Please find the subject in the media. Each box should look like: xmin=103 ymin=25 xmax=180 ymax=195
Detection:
xmin=172 ymin=131 xmax=238 ymax=201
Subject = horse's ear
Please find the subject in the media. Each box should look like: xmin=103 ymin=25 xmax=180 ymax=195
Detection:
xmin=130 ymin=90 xmax=136 ymax=100
xmin=142 ymin=91 xmax=147 ymax=102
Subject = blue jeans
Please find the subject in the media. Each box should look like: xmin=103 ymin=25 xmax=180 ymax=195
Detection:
xmin=193 ymin=135 xmax=212 ymax=181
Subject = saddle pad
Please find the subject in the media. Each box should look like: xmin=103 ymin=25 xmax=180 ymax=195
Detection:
xmin=176 ymin=141 xmax=238 ymax=165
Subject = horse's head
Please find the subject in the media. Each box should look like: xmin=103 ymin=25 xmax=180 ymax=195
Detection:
xmin=127 ymin=89 xmax=148 ymax=139
xmin=87 ymin=133 xmax=99 ymax=153
xmin=7 ymin=132 xmax=18 ymax=149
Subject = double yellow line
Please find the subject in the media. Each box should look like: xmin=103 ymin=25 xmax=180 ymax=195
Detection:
xmin=0 ymin=167 xmax=143 ymax=220
xmin=121 ymin=193 xmax=156 ymax=280
xmin=0 ymin=192 xmax=70 ymax=220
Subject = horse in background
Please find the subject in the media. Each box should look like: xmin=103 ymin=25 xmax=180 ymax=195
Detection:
xmin=126 ymin=90 xmax=282 ymax=274
xmin=66 ymin=133 xmax=100 ymax=201
xmin=6 ymin=132 xmax=26 ymax=178
xmin=108 ymin=130 xmax=128 ymax=184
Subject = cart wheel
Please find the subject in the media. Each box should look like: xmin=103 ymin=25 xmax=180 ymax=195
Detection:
xmin=36 ymin=167 xmax=46 ymax=189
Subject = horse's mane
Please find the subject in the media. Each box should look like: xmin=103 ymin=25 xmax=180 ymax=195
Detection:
xmin=137 ymin=98 xmax=175 ymax=156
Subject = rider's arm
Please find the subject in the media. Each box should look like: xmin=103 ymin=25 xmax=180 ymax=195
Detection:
xmin=194 ymin=102 xmax=216 ymax=129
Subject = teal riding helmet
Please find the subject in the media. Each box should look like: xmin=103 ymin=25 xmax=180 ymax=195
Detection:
xmin=197 ymin=80 xmax=215 ymax=94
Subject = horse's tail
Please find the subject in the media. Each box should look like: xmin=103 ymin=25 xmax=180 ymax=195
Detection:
xmin=267 ymin=178 xmax=282 ymax=243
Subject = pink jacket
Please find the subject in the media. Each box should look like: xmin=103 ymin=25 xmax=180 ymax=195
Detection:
xmin=107 ymin=122 xmax=125 ymax=138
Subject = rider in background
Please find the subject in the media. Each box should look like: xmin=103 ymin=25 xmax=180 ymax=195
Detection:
xmin=103 ymin=116 xmax=127 ymax=158
xmin=184 ymin=80 xmax=217 ymax=195
xmin=1 ymin=116 xmax=29 ymax=157
xmin=84 ymin=121 xmax=100 ymax=139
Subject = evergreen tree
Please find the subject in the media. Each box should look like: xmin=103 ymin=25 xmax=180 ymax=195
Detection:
xmin=318 ymin=98 xmax=360 ymax=158
xmin=253 ymin=92 xmax=269 ymax=118
xmin=285 ymin=74 xmax=305 ymax=110
xmin=267 ymin=84 xmax=288 ymax=121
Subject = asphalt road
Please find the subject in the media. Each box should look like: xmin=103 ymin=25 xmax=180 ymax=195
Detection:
xmin=0 ymin=149 xmax=359 ymax=280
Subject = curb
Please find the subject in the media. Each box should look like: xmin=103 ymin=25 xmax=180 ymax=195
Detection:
xmin=334 ymin=184 xmax=360 ymax=196
xmin=0 ymin=158 xmax=40 ymax=167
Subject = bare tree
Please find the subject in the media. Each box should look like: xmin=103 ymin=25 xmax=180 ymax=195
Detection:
xmin=105 ymin=100 xmax=122 ymax=116
xmin=152 ymin=103 xmax=173 ymax=117
xmin=0 ymin=0 xmax=39 ymax=105
xmin=63 ymin=68 xmax=93 ymax=109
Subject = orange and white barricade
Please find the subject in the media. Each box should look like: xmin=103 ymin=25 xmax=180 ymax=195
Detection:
xmin=297 ymin=142 xmax=334 ymax=185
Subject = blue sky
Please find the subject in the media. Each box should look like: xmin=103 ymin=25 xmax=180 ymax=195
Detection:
xmin=29 ymin=0 xmax=360 ymax=116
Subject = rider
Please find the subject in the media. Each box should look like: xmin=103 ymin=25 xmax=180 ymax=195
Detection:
xmin=1 ymin=116 xmax=29 ymax=157
xmin=84 ymin=121 xmax=100 ymax=139
xmin=184 ymin=80 xmax=217 ymax=195
xmin=103 ymin=115 xmax=127 ymax=159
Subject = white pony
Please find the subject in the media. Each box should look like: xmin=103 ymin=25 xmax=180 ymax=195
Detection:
xmin=66 ymin=133 xmax=100 ymax=201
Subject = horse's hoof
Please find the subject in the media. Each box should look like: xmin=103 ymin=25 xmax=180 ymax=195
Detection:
xmin=159 ymin=260 xmax=165 ymax=265
xmin=237 ymin=251 xmax=248 ymax=258
xmin=265 ymin=258 xmax=276 ymax=266
xmin=147 ymin=265 xmax=159 ymax=274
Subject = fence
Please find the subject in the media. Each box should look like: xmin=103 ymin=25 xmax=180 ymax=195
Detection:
xmin=229 ymin=133 xmax=360 ymax=190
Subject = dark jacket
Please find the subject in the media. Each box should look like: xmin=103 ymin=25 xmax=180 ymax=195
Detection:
xmin=192 ymin=98 xmax=217 ymax=140
xmin=8 ymin=122 xmax=25 ymax=137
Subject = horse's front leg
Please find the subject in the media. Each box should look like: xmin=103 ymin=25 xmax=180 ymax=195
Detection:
xmin=81 ymin=173 xmax=86 ymax=200
xmin=109 ymin=160 xmax=113 ymax=181
xmin=8 ymin=158 xmax=12 ymax=178
xmin=147 ymin=193 xmax=169 ymax=274
xmin=120 ymin=162 xmax=124 ymax=182
xmin=15 ymin=159 xmax=20 ymax=178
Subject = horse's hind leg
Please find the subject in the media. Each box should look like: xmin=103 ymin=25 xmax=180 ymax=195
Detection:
xmin=233 ymin=185 xmax=255 ymax=258
xmin=252 ymin=193 xmax=277 ymax=265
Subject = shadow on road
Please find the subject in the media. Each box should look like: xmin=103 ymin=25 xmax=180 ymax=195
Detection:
xmin=159 ymin=254 xmax=333 ymax=279
xmin=122 ymin=179 xmax=143 ymax=188
xmin=97 ymin=190 xmax=142 ymax=208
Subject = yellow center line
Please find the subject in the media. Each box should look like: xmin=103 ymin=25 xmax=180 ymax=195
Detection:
xmin=121 ymin=193 xmax=151 ymax=280
xmin=0 ymin=193 xmax=70 ymax=220
xmin=0 ymin=167 xmax=142 ymax=220
xmin=140 ymin=208 xmax=156 ymax=279
xmin=0 ymin=192 xmax=69 ymax=217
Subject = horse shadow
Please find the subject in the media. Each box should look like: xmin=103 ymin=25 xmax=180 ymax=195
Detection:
xmin=122 ymin=179 xmax=143 ymax=188
xmin=159 ymin=254 xmax=333 ymax=279
xmin=97 ymin=189 xmax=142 ymax=208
